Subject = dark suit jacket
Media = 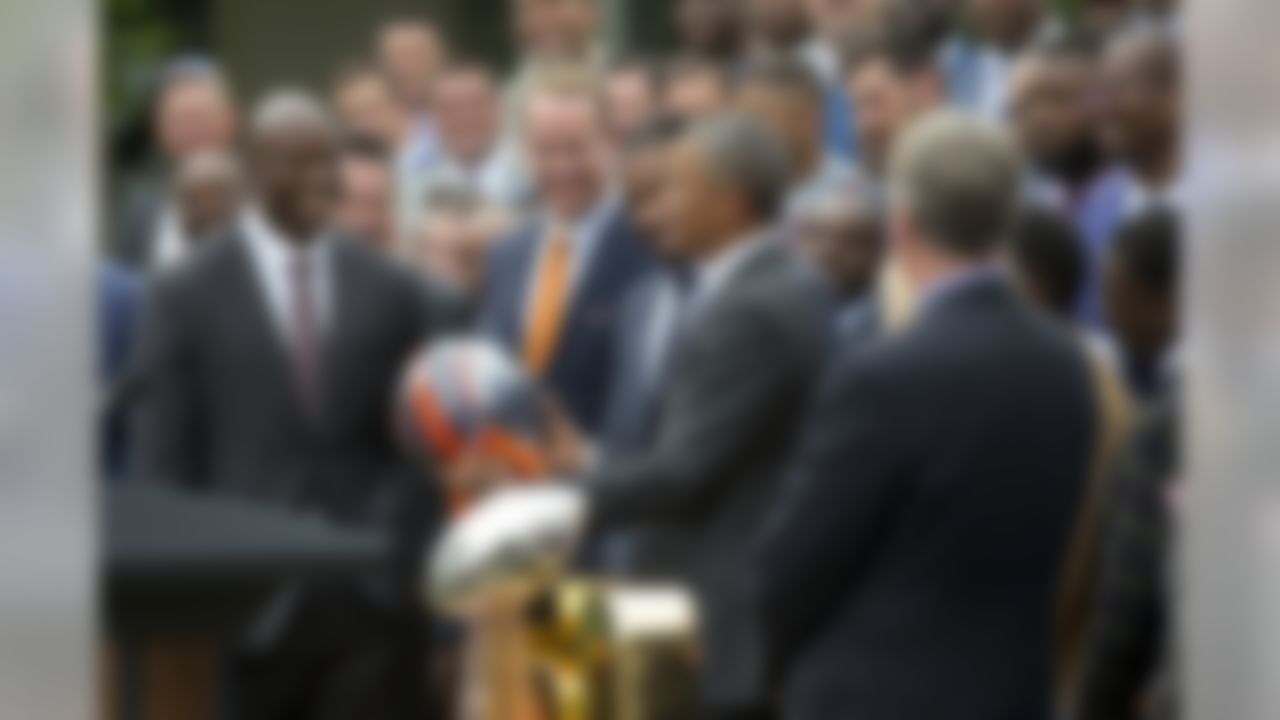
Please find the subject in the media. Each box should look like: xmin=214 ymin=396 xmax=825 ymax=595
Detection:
xmin=482 ymin=207 xmax=653 ymax=434
xmin=100 ymin=263 xmax=141 ymax=481
xmin=755 ymin=273 xmax=1096 ymax=720
xmin=599 ymin=271 xmax=668 ymax=455
xmin=113 ymin=175 xmax=167 ymax=268
xmin=586 ymin=239 xmax=831 ymax=710
xmin=131 ymin=230 xmax=437 ymax=604
xmin=1074 ymin=389 xmax=1178 ymax=720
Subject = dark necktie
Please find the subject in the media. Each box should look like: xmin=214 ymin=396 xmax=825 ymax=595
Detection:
xmin=289 ymin=255 xmax=323 ymax=419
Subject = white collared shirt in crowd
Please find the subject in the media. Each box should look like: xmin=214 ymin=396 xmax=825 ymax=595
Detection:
xmin=416 ymin=141 xmax=529 ymax=213
xmin=786 ymin=153 xmax=859 ymax=221
xmin=241 ymin=209 xmax=335 ymax=343
xmin=1122 ymin=172 xmax=1187 ymax=217
xmin=798 ymin=37 xmax=841 ymax=86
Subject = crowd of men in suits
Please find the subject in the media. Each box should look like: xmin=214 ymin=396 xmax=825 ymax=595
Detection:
xmin=102 ymin=0 xmax=1186 ymax=719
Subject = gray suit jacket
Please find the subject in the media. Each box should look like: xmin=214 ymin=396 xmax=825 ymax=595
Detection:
xmin=585 ymin=239 xmax=831 ymax=709
xmin=130 ymin=230 xmax=438 ymax=611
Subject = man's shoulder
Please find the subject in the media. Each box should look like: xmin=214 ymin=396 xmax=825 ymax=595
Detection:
xmin=154 ymin=232 xmax=243 ymax=291
xmin=490 ymin=221 xmax=540 ymax=267
xmin=734 ymin=243 xmax=829 ymax=310
xmin=594 ymin=208 xmax=654 ymax=268
xmin=707 ymin=246 xmax=832 ymax=355
xmin=329 ymin=234 xmax=423 ymax=297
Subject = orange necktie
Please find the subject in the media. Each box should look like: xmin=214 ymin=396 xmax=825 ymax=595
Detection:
xmin=523 ymin=229 xmax=573 ymax=375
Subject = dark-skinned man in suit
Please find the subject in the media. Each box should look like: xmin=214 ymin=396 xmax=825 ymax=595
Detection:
xmin=132 ymin=91 xmax=442 ymax=720
xmin=434 ymin=112 xmax=832 ymax=720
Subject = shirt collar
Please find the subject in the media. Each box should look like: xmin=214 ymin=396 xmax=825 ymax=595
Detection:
xmin=543 ymin=191 xmax=619 ymax=249
xmin=1122 ymin=170 xmax=1186 ymax=216
xmin=693 ymin=229 xmax=773 ymax=308
xmin=918 ymin=262 xmax=1007 ymax=315
xmin=242 ymin=209 xmax=330 ymax=267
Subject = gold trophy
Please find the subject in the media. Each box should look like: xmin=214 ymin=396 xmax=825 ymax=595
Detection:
xmin=400 ymin=342 xmax=700 ymax=719
xmin=429 ymin=487 xmax=700 ymax=720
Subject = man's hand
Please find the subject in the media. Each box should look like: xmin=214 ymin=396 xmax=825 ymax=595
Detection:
xmin=538 ymin=392 xmax=592 ymax=475
xmin=441 ymin=447 xmax=508 ymax=513
xmin=429 ymin=484 xmax=588 ymax=615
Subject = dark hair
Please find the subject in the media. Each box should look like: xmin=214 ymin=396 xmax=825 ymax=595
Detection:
xmin=1111 ymin=208 xmax=1180 ymax=293
xmin=665 ymin=55 xmax=730 ymax=85
xmin=622 ymin=114 xmax=686 ymax=153
xmin=1011 ymin=205 xmax=1086 ymax=314
xmin=842 ymin=24 xmax=939 ymax=81
xmin=153 ymin=54 xmax=232 ymax=112
xmin=609 ymin=56 xmax=662 ymax=84
xmin=439 ymin=59 xmax=498 ymax=85
xmin=340 ymin=134 xmax=391 ymax=164
xmin=880 ymin=0 xmax=957 ymax=59
xmin=423 ymin=184 xmax=488 ymax=218
xmin=331 ymin=59 xmax=386 ymax=90
xmin=736 ymin=55 xmax=824 ymax=107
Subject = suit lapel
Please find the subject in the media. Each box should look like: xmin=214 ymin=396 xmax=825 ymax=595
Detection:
xmin=556 ymin=210 xmax=625 ymax=367
xmin=508 ymin=225 xmax=541 ymax=350
xmin=319 ymin=240 xmax=360 ymax=433
xmin=224 ymin=232 xmax=316 ymax=433
xmin=608 ymin=276 xmax=661 ymax=444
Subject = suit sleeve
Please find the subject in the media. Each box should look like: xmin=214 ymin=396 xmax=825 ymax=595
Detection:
xmin=480 ymin=235 xmax=518 ymax=343
xmin=586 ymin=308 xmax=807 ymax=527
xmin=130 ymin=276 xmax=204 ymax=486
xmin=752 ymin=353 xmax=907 ymax=677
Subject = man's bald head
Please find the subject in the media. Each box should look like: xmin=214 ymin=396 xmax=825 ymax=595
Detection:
xmin=966 ymin=0 xmax=1044 ymax=49
xmin=1099 ymin=28 xmax=1180 ymax=171
xmin=248 ymin=91 xmax=342 ymax=241
xmin=1010 ymin=35 xmax=1102 ymax=181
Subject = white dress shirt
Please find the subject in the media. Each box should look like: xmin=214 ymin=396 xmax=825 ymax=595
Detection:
xmin=520 ymin=195 xmax=619 ymax=320
xmin=637 ymin=274 xmax=685 ymax=394
xmin=975 ymin=46 xmax=1015 ymax=122
xmin=1121 ymin=172 xmax=1186 ymax=218
xmin=417 ymin=142 xmax=528 ymax=212
xmin=241 ymin=209 xmax=335 ymax=343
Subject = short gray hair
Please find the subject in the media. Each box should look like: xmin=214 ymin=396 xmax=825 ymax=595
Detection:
xmin=249 ymin=88 xmax=336 ymax=139
xmin=889 ymin=110 xmax=1021 ymax=255
xmin=686 ymin=112 xmax=791 ymax=220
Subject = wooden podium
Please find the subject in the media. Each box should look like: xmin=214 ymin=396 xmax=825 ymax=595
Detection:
xmin=103 ymin=483 xmax=387 ymax=720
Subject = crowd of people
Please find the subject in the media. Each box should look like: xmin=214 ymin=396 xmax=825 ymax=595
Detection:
xmin=102 ymin=0 xmax=1185 ymax=719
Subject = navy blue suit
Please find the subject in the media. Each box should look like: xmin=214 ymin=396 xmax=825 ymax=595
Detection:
xmin=483 ymin=207 xmax=653 ymax=434
xmin=755 ymin=274 xmax=1096 ymax=720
